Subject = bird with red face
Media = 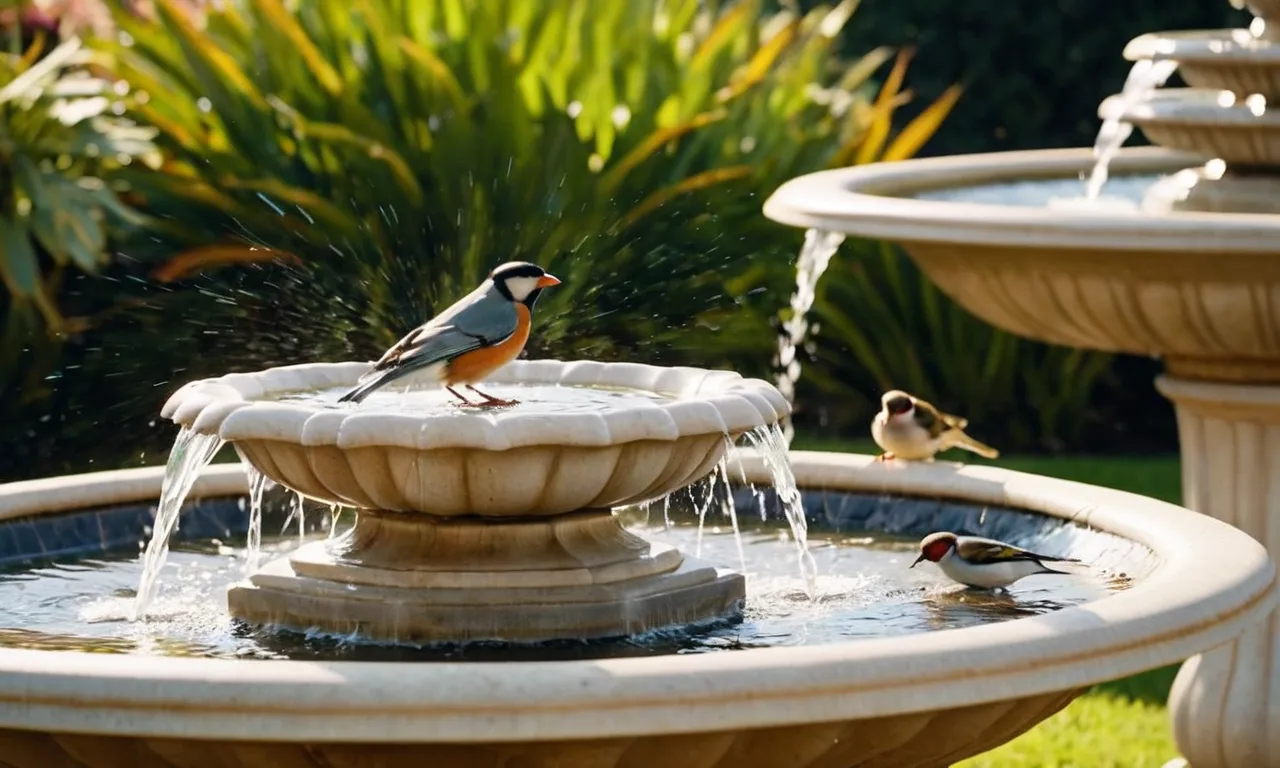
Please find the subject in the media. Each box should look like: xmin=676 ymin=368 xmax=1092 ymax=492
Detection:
xmin=911 ymin=532 xmax=1082 ymax=589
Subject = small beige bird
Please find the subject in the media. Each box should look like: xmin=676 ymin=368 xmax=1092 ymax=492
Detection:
xmin=911 ymin=531 xmax=1082 ymax=589
xmin=871 ymin=390 xmax=999 ymax=462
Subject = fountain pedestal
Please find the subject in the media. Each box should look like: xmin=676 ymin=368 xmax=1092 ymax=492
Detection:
xmin=1159 ymin=376 xmax=1280 ymax=767
xmin=228 ymin=510 xmax=745 ymax=643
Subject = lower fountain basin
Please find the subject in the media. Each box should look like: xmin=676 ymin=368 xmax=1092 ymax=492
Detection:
xmin=0 ymin=451 xmax=1271 ymax=767
xmin=763 ymin=146 xmax=1280 ymax=384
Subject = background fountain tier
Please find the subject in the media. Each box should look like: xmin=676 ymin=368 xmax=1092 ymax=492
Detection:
xmin=155 ymin=360 xmax=790 ymax=643
xmin=1109 ymin=4 xmax=1280 ymax=214
xmin=762 ymin=2 xmax=1280 ymax=763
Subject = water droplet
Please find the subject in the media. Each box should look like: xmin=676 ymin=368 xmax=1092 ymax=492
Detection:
xmin=197 ymin=97 xmax=213 ymax=113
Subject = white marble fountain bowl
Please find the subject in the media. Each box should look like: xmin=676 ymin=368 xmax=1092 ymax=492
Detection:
xmin=1124 ymin=29 xmax=1280 ymax=98
xmin=1100 ymin=88 xmax=1280 ymax=166
xmin=160 ymin=359 xmax=789 ymax=517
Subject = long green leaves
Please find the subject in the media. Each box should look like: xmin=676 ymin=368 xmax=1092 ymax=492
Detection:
xmin=95 ymin=0 xmax=939 ymax=371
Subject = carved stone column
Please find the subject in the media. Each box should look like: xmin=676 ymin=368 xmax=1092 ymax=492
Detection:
xmin=1159 ymin=375 xmax=1280 ymax=767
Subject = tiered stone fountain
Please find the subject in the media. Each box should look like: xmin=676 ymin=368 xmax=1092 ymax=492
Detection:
xmin=161 ymin=360 xmax=789 ymax=643
xmin=764 ymin=2 xmax=1280 ymax=765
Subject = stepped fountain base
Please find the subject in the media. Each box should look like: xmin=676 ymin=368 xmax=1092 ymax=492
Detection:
xmin=228 ymin=510 xmax=746 ymax=643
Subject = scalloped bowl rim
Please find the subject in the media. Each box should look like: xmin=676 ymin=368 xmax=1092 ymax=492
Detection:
xmin=160 ymin=359 xmax=791 ymax=451
xmin=1124 ymin=29 xmax=1280 ymax=63
xmin=1100 ymin=88 xmax=1280 ymax=125
xmin=0 ymin=450 xmax=1271 ymax=743
xmin=761 ymin=146 xmax=1280 ymax=251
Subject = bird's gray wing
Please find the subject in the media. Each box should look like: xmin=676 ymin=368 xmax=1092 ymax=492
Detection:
xmin=364 ymin=286 xmax=518 ymax=378
xmin=338 ymin=288 xmax=519 ymax=404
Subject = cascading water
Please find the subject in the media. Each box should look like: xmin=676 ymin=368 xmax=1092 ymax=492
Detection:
xmin=1084 ymin=59 xmax=1179 ymax=199
xmin=132 ymin=427 xmax=225 ymax=619
xmin=244 ymin=466 xmax=271 ymax=575
xmin=774 ymin=229 xmax=845 ymax=442
xmin=744 ymin=423 xmax=819 ymax=597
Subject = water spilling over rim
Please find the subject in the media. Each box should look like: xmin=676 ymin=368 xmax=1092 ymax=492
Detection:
xmin=762 ymin=146 xmax=1280 ymax=251
xmin=0 ymin=452 xmax=1270 ymax=744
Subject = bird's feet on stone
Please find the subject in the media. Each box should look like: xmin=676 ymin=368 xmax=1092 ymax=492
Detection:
xmin=875 ymin=451 xmax=896 ymax=462
xmin=467 ymin=386 xmax=519 ymax=408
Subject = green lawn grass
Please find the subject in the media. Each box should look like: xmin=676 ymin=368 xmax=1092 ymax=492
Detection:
xmin=791 ymin=435 xmax=1185 ymax=766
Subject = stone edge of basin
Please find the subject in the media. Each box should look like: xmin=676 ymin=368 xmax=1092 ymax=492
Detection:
xmin=760 ymin=145 xmax=1280 ymax=251
xmin=159 ymin=359 xmax=791 ymax=451
xmin=0 ymin=450 xmax=1270 ymax=743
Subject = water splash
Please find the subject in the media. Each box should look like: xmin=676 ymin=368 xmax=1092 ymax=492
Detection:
xmin=774 ymin=229 xmax=845 ymax=442
xmin=328 ymin=503 xmax=342 ymax=538
xmin=1084 ymin=59 xmax=1178 ymax=200
xmin=693 ymin=464 xmax=721 ymax=558
xmin=132 ymin=427 xmax=225 ymax=620
xmin=244 ymin=466 xmax=271 ymax=575
xmin=282 ymin=492 xmax=307 ymax=541
xmin=719 ymin=441 xmax=748 ymax=574
xmin=744 ymin=423 xmax=818 ymax=597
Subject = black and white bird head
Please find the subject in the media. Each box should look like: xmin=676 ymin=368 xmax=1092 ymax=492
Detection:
xmin=490 ymin=261 xmax=561 ymax=309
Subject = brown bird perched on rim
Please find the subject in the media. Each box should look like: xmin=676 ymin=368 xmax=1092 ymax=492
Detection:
xmin=871 ymin=390 xmax=999 ymax=462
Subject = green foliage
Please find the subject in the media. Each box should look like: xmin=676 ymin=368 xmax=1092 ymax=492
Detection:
xmin=802 ymin=241 xmax=1114 ymax=452
xmin=93 ymin=0 xmax=955 ymax=373
xmin=0 ymin=32 xmax=153 ymax=407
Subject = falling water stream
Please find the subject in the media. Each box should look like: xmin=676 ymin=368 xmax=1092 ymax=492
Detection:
xmin=1084 ymin=59 xmax=1179 ymax=200
xmin=774 ymin=229 xmax=845 ymax=443
xmin=244 ymin=467 xmax=270 ymax=575
xmin=132 ymin=428 xmax=224 ymax=619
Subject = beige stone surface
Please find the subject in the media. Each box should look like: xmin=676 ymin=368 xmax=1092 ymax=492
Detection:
xmin=1124 ymin=30 xmax=1280 ymax=99
xmin=226 ymin=509 xmax=748 ymax=643
xmin=161 ymin=360 xmax=788 ymax=517
xmin=1100 ymin=89 xmax=1280 ymax=167
xmin=0 ymin=454 xmax=1272 ymax=767
xmin=761 ymin=144 xmax=1280 ymax=766
xmin=764 ymin=147 xmax=1280 ymax=384
xmin=0 ymin=692 xmax=1079 ymax=768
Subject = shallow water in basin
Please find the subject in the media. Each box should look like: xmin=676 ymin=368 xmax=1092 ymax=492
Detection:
xmin=0 ymin=494 xmax=1137 ymax=662
xmin=913 ymin=174 xmax=1165 ymax=210
xmin=276 ymin=382 xmax=675 ymax=415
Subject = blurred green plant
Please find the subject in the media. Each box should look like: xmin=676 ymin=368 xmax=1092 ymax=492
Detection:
xmin=0 ymin=31 xmax=154 ymax=411
xmin=777 ymin=61 xmax=1115 ymax=452
xmin=803 ymin=240 xmax=1114 ymax=451
xmin=91 ymin=0 xmax=958 ymax=373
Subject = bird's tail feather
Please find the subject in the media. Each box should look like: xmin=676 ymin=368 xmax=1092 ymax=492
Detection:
xmin=1037 ymin=563 xmax=1079 ymax=576
xmin=337 ymin=367 xmax=405 ymax=404
xmin=946 ymin=430 xmax=999 ymax=459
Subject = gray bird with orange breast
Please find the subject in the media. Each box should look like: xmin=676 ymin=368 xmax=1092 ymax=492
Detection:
xmin=338 ymin=261 xmax=561 ymax=407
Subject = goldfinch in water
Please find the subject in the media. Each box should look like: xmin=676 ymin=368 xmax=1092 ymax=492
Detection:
xmin=871 ymin=390 xmax=999 ymax=461
xmin=338 ymin=262 xmax=561 ymax=407
xmin=911 ymin=532 xmax=1082 ymax=589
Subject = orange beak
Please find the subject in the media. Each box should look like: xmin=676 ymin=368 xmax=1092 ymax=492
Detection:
xmin=536 ymin=273 xmax=562 ymax=288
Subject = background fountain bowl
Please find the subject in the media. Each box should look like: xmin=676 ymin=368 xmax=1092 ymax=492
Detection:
xmin=1099 ymin=88 xmax=1280 ymax=166
xmin=160 ymin=359 xmax=789 ymax=517
xmin=1124 ymin=30 xmax=1280 ymax=98
xmin=763 ymin=145 xmax=1280 ymax=384
xmin=0 ymin=452 xmax=1271 ymax=767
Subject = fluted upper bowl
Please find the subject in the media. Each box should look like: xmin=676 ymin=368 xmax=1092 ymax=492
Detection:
xmin=161 ymin=360 xmax=789 ymax=517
